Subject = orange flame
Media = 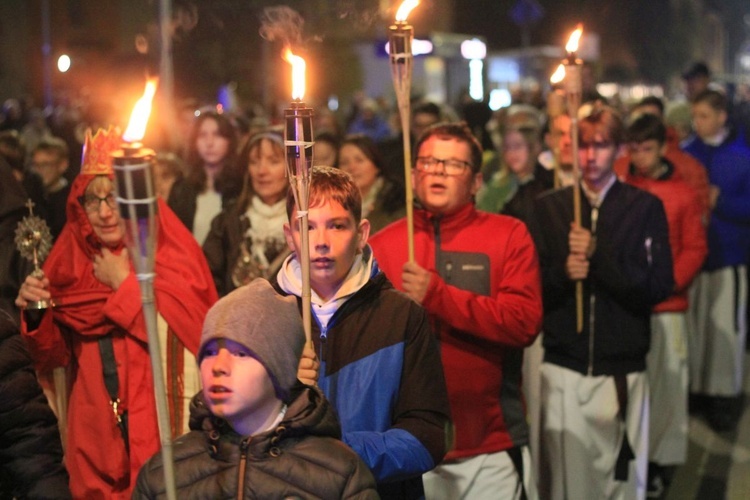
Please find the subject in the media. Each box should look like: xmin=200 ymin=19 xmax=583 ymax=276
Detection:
xmin=565 ymin=24 xmax=583 ymax=54
xmin=283 ymin=48 xmax=306 ymax=100
xmin=396 ymin=0 xmax=420 ymax=22
xmin=550 ymin=64 xmax=566 ymax=84
xmin=123 ymin=78 xmax=158 ymax=143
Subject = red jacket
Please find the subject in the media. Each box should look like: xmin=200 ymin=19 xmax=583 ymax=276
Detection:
xmin=615 ymin=127 xmax=710 ymax=220
xmin=622 ymin=161 xmax=707 ymax=312
xmin=370 ymin=203 xmax=542 ymax=460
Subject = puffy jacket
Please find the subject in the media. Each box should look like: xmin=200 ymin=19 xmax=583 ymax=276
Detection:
xmin=133 ymin=384 xmax=379 ymax=499
xmin=0 ymin=312 xmax=70 ymax=499
xmin=621 ymin=159 xmax=707 ymax=312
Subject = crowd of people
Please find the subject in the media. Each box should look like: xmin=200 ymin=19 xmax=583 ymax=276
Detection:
xmin=1 ymin=60 xmax=749 ymax=499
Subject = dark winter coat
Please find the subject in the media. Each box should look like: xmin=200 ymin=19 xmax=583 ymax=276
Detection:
xmin=0 ymin=312 xmax=70 ymax=499
xmin=133 ymin=384 xmax=379 ymax=499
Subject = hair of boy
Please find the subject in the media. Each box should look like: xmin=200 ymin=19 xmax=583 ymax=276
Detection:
xmin=414 ymin=121 xmax=484 ymax=174
xmin=635 ymin=96 xmax=665 ymax=117
xmin=626 ymin=113 xmax=667 ymax=145
xmin=199 ymin=278 xmax=305 ymax=402
xmin=33 ymin=136 xmax=69 ymax=160
xmin=579 ymin=104 xmax=625 ymax=146
xmin=692 ymin=89 xmax=727 ymax=112
xmin=412 ymin=101 xmax=442 ymax=121
xmin=285 ymin=165 xmax=363 ymax=223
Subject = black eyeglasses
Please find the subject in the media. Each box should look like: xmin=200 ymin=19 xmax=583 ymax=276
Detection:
xmin=79 ymin=193 xmax=117 ymax=212
xmin=415 ymin=156 xmax=472 ymax=176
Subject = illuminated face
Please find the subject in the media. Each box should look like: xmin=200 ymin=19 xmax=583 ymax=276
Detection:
xmin=31 ymin=150 xmax=67 ymax=189
xmin=629 ymin=140 xmax=666 ymax=177
xmin=248 ymin=138 xmax=287 ymax=205
xmin=578 ymin=127 xmax=617 ymax=191
xmin=83 ymin=178 xmax=125 ymax=248
xmin=502 ymin=130 xmax=532 ymax=178
xmin=691 ymin=101 xmax=726 ymax=140
xmin=551 ymin=115 xmax=574 ymax=166
xmin=413 ymin=136 xmax=482 ymax=215
xmin=200 ymin=338 xmax=279 ymax=434
xmin=195 ymin=118 xmax=230 ymax=168
xmin=284 ymin=200 xmax=369 ymax=301
xmin=338 ymin=144 xmax=380 ymax=197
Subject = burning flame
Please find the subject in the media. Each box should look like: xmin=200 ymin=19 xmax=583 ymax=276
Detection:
xmin=123 ymin=78 xmax=158 ymax=143
xmin=395 ymin=0 xmax=420 ymax=22
xmin=565 ymin=24 xmax=583 ymax=54
xmin=550 ymin=64 xmax=566 ymax=84
xmin=284 ymin=48 xmax=306 ymax=100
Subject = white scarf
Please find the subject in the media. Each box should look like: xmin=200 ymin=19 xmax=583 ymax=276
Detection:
xmin=245 ymin=197 xmax=287 ymax=269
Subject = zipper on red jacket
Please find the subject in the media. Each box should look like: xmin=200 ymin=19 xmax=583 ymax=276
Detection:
xmin=237 ymin=437 xmax=250 ymax=499
xmin=432 ymin=215 xmax=444 ymax=339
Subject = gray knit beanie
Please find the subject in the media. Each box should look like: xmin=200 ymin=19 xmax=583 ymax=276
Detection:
xmin=199 ymin=279 xmax=304 ymax=402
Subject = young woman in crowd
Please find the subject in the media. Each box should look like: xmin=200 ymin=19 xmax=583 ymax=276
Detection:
xmin=168 ymin=110 xmax=243 ymax=245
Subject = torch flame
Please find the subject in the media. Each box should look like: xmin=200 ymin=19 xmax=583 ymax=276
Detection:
xmin=284 ymin=48 xmax=306 ymax=101
xmin=395 ymin=0 xmax=420 ymax=22
xmin=550 ymin=64 xmax=566 ymax=84
xmin=123 ymin=78 xmax=158 ymax=143
xmin=565 ymin=24 xmax=583 ymax=54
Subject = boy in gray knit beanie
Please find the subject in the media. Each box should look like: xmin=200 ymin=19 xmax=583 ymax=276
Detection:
xmin=199 ymin=278 xmax=304 ymax=405
xmin=133 ymin=278 xmax=380 ymax=498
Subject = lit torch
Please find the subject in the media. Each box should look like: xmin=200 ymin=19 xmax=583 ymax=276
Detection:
xmin=283 ymin=48 xmax=314 ymax=349
xmin=562 ymin=24 xmax=585 ymax=333
xmin=111 ymin=78 xmax=177 ymax=500
xmin=389 ymin=0 xmax=419 ymax=263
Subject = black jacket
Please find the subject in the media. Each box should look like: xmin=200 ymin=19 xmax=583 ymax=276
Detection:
xmin=0 ymin=312 xmax=70 ymax=499
xmin=530 ymin=181 xmax=674 ymax=375
xmin=134 ymin=384 xmax=379 ymax=499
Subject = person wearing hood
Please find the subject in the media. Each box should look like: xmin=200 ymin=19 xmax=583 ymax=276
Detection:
xmin=15 ymin=127 xmax=218 ymax=498
xmin=134 ymin=279 xmax=378 ymax=499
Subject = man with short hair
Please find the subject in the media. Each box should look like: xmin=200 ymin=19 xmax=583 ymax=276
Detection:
xmin=623 ymin=113 xmax=707 ymax=496
xmin=277 ymin=166 xmax=450 ymax=499
xmin=134 ymin=279 xmax=378 ymax=498
xmin=682 ymin=89 xmax=750 ymax=432
xmin=371 ymin=122 xmax=543 ymax=499
xmin=529 ymin=105 xmax=674 ymax=499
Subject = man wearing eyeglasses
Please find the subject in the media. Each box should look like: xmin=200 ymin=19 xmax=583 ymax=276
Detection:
xmin=528 ymin=105 xmax=674 ymax=499
xmin=370 ymin=122 xmax=543 ymax=499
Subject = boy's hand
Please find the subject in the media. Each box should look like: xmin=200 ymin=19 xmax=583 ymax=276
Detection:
xmin=401 ymin=261 xmax=431 ymax=304
xmin=297 ymin=345 xmax=320 ymax=386
xmin=93 ymin=248 xmax=131 ymax=290
xmin=15 ymin=275 xmax=51 ymax=309
xmin=565 ymin=253 xmax=590 ymax=281
xmin=569 ymin=223 xmax=594 ymax=257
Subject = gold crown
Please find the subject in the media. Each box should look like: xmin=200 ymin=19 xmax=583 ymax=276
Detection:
xmin=80 ymin=126 xmax=122 ymax=175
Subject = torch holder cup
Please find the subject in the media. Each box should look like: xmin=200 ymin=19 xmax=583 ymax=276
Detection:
xmin=112 ymin=145 xmax=157 ymax=277
xmin=284 ymin=103 xmax=314 ymax=188
xmin=389 ymin=23 xmax=413 ymax=65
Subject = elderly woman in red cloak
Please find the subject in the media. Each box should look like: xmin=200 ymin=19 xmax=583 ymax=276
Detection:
xmin=15 ymin=127 xmax=218 ymax=499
